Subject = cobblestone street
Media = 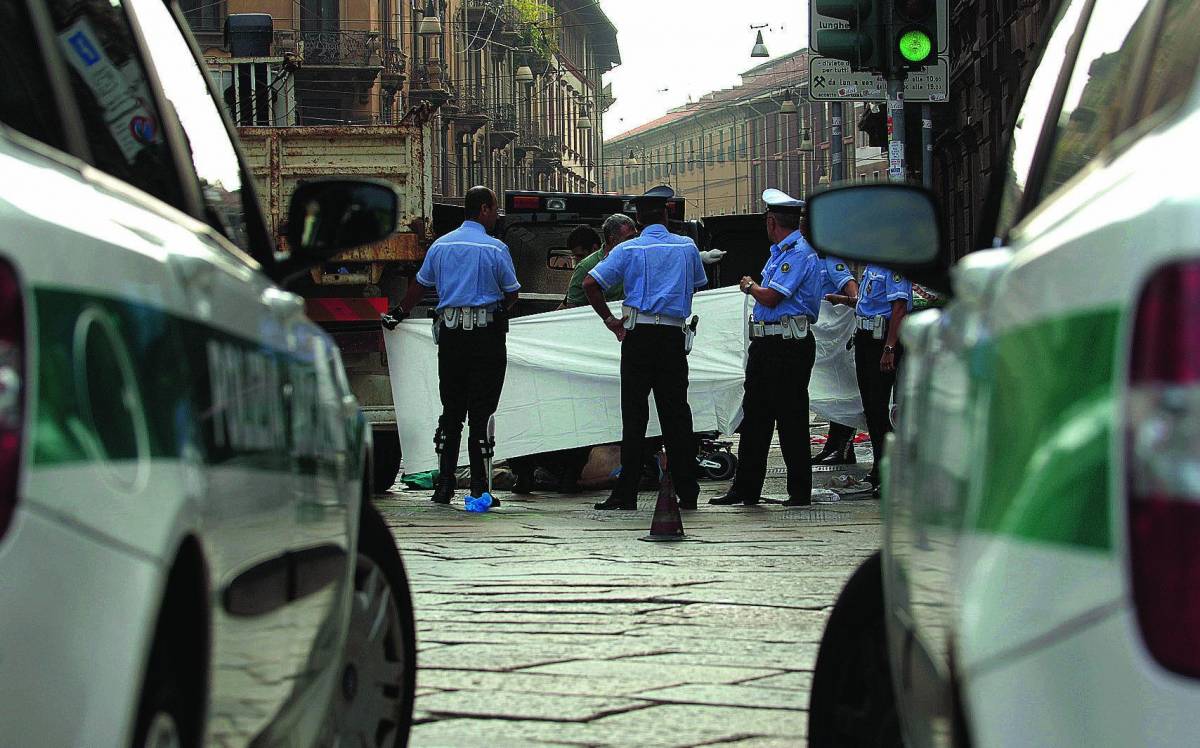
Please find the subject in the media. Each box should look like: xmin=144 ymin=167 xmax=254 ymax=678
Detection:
xmin=377 ymin=447 xmax=881 ymax=747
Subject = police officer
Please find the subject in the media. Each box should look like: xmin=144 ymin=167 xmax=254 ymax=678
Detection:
xmin=382 ymin=186 xmax=520 ymax=504
xmin=582 ymin=185 xmax=707 ymax=511
xmin=813 ymin=258 xmax=861 ymax=465
xmin=851 ymin=264 xmax=912 ymax=495
xmin=711 ymin=189 xmax=825 ymax=508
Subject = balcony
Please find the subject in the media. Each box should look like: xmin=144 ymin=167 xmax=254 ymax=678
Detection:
xmin=300 ymin=29 xmax=381 ymax=67
xmin=380 ymin=37 xmax=406 ymax=93
xmin=488 ymin=104 xmax=518 ymax=149
xmin=532 ymin=135 xmax=563 ymax=173
xmin=447 ymin=89 xmax=489 ymax=133
xmin=409 ymin=60 xmax=451 ymax=108
xmin=514 ymin=126 xmax=544 ymax=158
xmin=465 ymin=0 xmax=504 ymax=27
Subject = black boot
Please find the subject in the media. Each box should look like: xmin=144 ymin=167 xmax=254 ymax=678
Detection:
xmin=430 ymin=476 xmax=455 ymax=504
xmin=594 ymin=492 xmax=636 ymax=510
xmin=431 ymin=421 xmax=461 ymax=504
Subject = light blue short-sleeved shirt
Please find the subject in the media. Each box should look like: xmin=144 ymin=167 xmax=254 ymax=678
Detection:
xmin=415 ymin=220 xmax=520 ymax=310
xmin=589 ymin=224 xmax=707 ymax=319
xmin=821 ymin=256 xmax=854 ymax=295
xmin=753 ymin=230 xmax=825 ymax=323
xmin=856 ymin=264 xmax=913 ymax=319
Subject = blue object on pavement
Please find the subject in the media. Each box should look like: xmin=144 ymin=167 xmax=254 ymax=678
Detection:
xmin=464 ymin=493 xmax=494 ymax=512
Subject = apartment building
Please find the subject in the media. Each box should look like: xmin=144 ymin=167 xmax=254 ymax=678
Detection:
xmin=183 ymin=0 xmax=620 ymax=200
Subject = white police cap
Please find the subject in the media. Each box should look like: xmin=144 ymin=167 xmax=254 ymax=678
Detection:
xmin=762 ymin=188 xmax=805 ymax=214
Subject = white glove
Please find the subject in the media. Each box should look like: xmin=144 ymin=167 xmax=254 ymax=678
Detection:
xmin=699 ymin=248 xmax=727 ymax=265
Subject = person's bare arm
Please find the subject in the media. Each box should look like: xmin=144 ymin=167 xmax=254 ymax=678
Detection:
xmin=503 ymin=290 xmax=518 ymax=309
xmin=825 ymin=279 xmax=860 ymax=306
xmin=381 ymin=280 xmax=430 ymax=329
xmin=881 ymin=299 xmax=907 ymax=372
xmin=739 ymin=275 xmax=785 ymax=308
xmin=584 ymin=275 xmax=625 ymax=341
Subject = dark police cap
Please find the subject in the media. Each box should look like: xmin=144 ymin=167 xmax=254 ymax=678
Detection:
xmin=762 ymin=188 xmax=805 ymax=215
xmin=633 ymin=184 xmax=675 ymax=209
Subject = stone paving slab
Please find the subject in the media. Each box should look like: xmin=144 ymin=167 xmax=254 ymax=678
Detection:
xmin=381 ymin=453 xmax=880 ymax=747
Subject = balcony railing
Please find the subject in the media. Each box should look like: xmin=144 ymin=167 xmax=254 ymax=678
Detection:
xmin=381 ymin=37 xmax=407 ymax=80
xmin=491 ymin=103 xmax=517 ymax=132
xmin=300 ymin=30 xmax=381 ymax=66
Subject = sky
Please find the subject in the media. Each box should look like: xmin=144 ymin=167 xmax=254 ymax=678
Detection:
xmin=597 ymin=0 xmax=810 ymax=139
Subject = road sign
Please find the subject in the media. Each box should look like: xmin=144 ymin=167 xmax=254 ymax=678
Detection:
xmin=808 ymin=55 xmax=949 ymax=102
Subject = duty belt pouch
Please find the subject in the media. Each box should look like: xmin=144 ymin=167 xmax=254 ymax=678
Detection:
xmin=432 ymin=317 xmax=442 ymax=345
xmin=872 ymin=316 xmax=886 ymax=340
xmin=781 ymin=317 xmax=794 ymax=340
xmin=786 ymin=317 xmax=806 ymax=339
xmin=443 ymin=308 xmax=461 ymax=330
xmin=683 ymin=326 xmax=695 ymax=354
xmin=623 ymin=308 xmax=637 ymax=330
xmin=462 ymin=308 xmax=475 ymax=331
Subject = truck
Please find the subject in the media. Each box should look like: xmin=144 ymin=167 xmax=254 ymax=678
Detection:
xmin=237 ymin=116 xmax=436 ymax=491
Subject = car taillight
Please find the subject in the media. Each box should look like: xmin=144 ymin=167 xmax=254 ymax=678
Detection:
xmin=510 ymin=195 xmax=540 ymax=211
xmin=1128 ymin=260 xmax=1200 ymax=677
xmin=0 ymin=258 xmax=23 ymax=540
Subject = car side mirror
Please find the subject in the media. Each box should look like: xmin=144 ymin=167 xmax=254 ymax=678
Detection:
xmin=286 ymin=179 xmax=400 ymax=262
xmin=807 ymin=184 xmax=951 ymax=294
xmin=547 ymin=248 xmax=579 ymax=270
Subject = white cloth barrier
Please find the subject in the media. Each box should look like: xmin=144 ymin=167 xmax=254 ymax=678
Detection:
xmin=385 ymin=286 xmax=864 ymax=473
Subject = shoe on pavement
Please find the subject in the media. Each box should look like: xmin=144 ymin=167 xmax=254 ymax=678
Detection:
xmin=594 ymin=495 xmax=636 ymax=510
xmin=708 ymin=492 xmax=760 ymax=506
xmin=781 ymin=496 xmax=812 ymax=507
xmin=430 ymin=481 xmax=454 ymax=504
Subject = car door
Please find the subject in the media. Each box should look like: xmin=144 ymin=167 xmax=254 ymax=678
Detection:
xmin=880 ymin=0 xmax=1097 ymax=742
xmin=120 ymin=0 xmax=349 ymax=740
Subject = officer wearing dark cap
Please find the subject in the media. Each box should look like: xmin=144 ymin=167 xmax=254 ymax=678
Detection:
xmin=582 ymin=185 xmax=707 ymax=511
xmin=711 ymin=189 xmax=825 ymax=508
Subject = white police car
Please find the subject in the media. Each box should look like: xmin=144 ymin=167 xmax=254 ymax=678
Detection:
xmin=0 ymin=0 xmax=415 ymax=744
xmin=806 ymin=0 xmax=1200 ymax=745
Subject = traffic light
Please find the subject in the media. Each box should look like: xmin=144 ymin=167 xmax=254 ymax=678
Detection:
xmin=812 ymin=0 xmax=886 ymax=73
xmin=890 ymin=0 xmax=939 ymax=70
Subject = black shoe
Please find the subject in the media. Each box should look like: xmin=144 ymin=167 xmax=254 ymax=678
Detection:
xmin=594 ymin=495 xmax=636 ymax=510
xmin=781 ymin=496 xmax=812 ymax=507
xmin=812 ymin=445 xmax=839 ymax=463
xmin=490 ymin=494 xmax=502 ymax=507
xmin=430 ymin=480 xmax=455 ymax=504
xmin=708 ymin=492 xmax=759 ymax=506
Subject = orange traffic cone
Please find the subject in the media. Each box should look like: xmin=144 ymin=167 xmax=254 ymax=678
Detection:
xmin=641 ymin=451 xmax=686 ymax=542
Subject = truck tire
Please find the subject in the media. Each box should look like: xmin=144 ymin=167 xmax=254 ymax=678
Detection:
xmin=808 ymin=551 xmax=901 ymax=748
xmin=373 ymin=430 xmax=402 ymax=494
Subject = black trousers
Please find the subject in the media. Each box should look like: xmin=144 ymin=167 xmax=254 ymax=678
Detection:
xmin=613 ymin=325 xmax=699 ymax=502
xmin=731 ymin=333 xmax=816 ymax=500
xmin=437 ymin=325 xmax=507 ymax=494
xmin=826 ymin=421 xmax=855 ymax=450
xmin=854 ymin=331 xmax=902 ymax=481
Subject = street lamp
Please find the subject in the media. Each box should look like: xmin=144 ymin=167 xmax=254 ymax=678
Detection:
xmin=750 ymin=28 xmax=769 ymax=58
xmin=780 ymin=99 xmax=798 ymax=115
xmin=515 ymin=65 xmax=534 ymax=85
xmin=418 ymin=0 xmax=441 ymax=36
xmin=576 ymin=104 xmax=593 ymax=131
xmin=624 ymin=148 xmax=638 ymax=167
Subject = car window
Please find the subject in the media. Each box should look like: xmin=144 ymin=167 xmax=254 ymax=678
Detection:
xmin=1134 ymin=0 xmax=1200 ymax=123
xmin=993 ymin=0 xmax=1088 ymax=241
xmin=1036 ymin=0 xmax=1156 ymax=201
xmin=0 ymin=0 xmax=68 ymax=152
xmin=44 ymin=0 xmax=183 ymax=207
xmin=126 ymin=0 xmax=257 ymax=255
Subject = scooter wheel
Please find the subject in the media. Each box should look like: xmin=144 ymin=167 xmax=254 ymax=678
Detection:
xmin=701 ymin=451 xmax=737 ymax=482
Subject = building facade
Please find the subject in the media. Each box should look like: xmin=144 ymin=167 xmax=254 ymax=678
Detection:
xmin=603 ymin=50 xmax=861 ymax=218
xmin=932 ymin=0 xmax=1060 ymax=259
xmin=184 ymin=0 xmax=619 ymax=200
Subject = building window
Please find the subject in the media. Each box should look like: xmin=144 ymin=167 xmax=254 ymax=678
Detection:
xmin=181 ymin=0 xmax=225 ymax=31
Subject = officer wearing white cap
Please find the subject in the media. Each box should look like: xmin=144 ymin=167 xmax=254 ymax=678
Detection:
xmin=582 ymin=185 xmax=707 ymax=511
xmin=382 ymin=186 xmax=520 ymax=505
xmin=852 ymin=264 xmax=912 ymax=495
xmin=711 ymin=189 xmax=825 ymax=508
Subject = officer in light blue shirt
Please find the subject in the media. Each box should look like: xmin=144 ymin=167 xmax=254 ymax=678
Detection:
xmin=712 ymin=189 xmax=824 ymax=509
xmin=852 ymin=263 xmax=913 ymax=495
xmin=582 ymin=185 xmax=706 ymax=511
xmin=813 ymin=255 xmax=862 ymax=466
xmin=382 ymin=186 xmax=520 ymax=506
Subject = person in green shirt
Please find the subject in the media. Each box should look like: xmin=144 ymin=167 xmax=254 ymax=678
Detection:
xmin=561 ymin=214 xmax=636 ymax=308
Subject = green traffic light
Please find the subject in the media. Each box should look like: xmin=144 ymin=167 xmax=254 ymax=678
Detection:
xmin=898 ymin=28 xmax=932 ymax=63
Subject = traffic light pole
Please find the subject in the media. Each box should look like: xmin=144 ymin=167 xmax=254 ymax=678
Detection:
xmin=886 ymin=76 xmax=906 ymax=182
xmin=831 ymin=103 xmax=844 ymax=183
xmin=921 ymin=103 xmax=933 ymax=188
